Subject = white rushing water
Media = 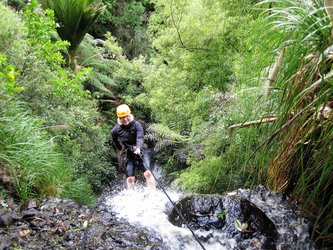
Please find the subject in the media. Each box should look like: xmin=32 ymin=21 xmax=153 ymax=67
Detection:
xmin=105 ymin=184 xmax=316 ymax=250
xmin=106 ymin=186 xmax=237 ymax=250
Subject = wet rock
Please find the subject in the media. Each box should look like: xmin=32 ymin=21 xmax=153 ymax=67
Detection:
xmin=240 ymin=199 xmax=277 ymax=248
xmin=29 ymin=217 xmax=46 ymax=228
xmin=101 ymin=224 xmax=163 ymax=249
xmin=168 ymin=193 xmax=280 ymax=249
xmin=0 ymin=211 xmax=16 ymax=226
xmin=82 ymin=207 xmax=164 ymax=249
xmin=0 ymin=196 xmax=166 ymax=249
xmin=22 ymin=208 xmax=38 ymax=219
xmin=0 ymin=186 xmax=316 ymax=250
xmin=168 ymin=195 xmax=225 ymax=230
xmin=27 ymin=199 xmax=38 ymax=209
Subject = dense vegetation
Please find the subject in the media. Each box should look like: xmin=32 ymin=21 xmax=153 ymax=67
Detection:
xmin=0 ymin=0 xmax=331 ymax=247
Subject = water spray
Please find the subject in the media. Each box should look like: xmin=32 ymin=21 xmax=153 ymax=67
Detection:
xmin=139 ymin=153 xmax=207 ymax=250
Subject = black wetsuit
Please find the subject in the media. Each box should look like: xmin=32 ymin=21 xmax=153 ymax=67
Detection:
xmin=111 ymin=119 xmax=150 ymax=177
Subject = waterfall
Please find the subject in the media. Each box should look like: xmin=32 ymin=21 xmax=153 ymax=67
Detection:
xmin=102 ymin=162 xmax=315 ymax=250
xmin=106 ymin=186 xmax=236 ymax=250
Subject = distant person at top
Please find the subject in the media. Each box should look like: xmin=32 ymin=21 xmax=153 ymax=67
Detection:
xmin=111 ymin=104 xmax=156 ymax=189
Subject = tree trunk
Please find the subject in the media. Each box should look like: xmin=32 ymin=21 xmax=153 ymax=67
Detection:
xmin=68 ymin=50 xmax=77 ymax=71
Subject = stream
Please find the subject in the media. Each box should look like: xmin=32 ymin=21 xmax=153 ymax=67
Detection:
xmin=0 ymin=168 xmax=317 ymax=249
xmin=102 ymin=177 xmax=316 ymax=249
xmin=106 ymin=186 xmax=223 ymax=250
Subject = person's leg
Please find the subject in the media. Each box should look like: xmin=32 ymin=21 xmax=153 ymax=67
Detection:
xmin=144 ymin=170 xmax=156 ymax=189
xmin=126 ymin=159 xmax=136 ymax=189
xmin=142 ymin=151 xmax=156 ymax=189
xmin=126 ymin=176 xmax=136 ymax=189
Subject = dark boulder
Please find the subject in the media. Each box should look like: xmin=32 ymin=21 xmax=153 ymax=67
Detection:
xmin=168 ymin=195 xmax=225 ymax=230
xmin=168 ymin=193 xmax=279 ymax=249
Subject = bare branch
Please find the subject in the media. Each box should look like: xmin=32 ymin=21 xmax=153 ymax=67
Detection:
xmin=228 ymin=116 xmax=278 ymax=143
xmin=264 ymin=49 xmax=284 ymax=99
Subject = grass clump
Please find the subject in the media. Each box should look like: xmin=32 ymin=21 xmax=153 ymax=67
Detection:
xmin=0 ymin=101 xmax=95 ymax=204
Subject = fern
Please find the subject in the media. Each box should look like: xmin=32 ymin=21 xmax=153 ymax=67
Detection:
xmin=94 ymin=71 xmax=116 ymax=87
xmin=91 ymin=78 xmax=113 ymax=95
xmin=76 ymin=34 xmax=117 ymax=95
xmin=146 ymin=123 xmax=187 ymax=152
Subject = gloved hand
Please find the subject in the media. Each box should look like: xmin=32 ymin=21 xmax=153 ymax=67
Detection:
xmin=133 ymin=147 xmax=141 ymax=155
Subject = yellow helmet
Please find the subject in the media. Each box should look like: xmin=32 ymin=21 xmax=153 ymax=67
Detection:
xmin=116 ymin=104 xmax=131 ymax=118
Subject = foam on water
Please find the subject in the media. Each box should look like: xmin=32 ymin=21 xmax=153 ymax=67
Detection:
xmin=105 ymin=186 xmax=235 ymax=249
xmin=105 ymin=185 xmax=315 ymax=250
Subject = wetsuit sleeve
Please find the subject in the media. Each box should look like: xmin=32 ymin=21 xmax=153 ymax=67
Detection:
xmin=111 ymin=125 xmax=123 ymax=151
xmin=135 ymin=121 xmax=145 ymax=150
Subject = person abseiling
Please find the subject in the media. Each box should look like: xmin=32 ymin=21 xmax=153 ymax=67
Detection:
xmin=111 ymin=104 xmax=156 ymax=189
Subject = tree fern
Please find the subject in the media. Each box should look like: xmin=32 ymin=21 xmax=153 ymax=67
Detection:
xmin=40 ymin=0 xmax=102 ymax=70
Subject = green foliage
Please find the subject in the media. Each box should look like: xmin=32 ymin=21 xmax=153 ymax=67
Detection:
xmin=0 ymin=53 xmax=22 ymax=96
xmin=40 ymin=0 xmax=101 ymax=52
xmin=142 ymin=0 xmax=260 ymax=137
xmin=91 ymin=0 xmax=151 ymax=58
xmin=6 ymin=0 xmax=26 ymax=10
xmin=0 ymin=3 xmax=26 ymax=64
xmin=0 ymin=101 xmax=95 ymax=204
xmin=24 ymin=0 xmax=69 ymax=69
xmin=0 ymin=3 xmax=22 ymax=50
xmin=100 ymin=33 xmax=147 ymax=105
xmin=149 ymin=0 xmax=235 ymax=91
xmin=216 ymin=210 xmax=226 ymax=219
xmin=173 ymin=156 xmax=246 ymax=193
xmin=260 ymin=0 xmax=331 ymax=51
xmin=48 ymin=103 xmax=116 ymax=193
xmin=61 ymin=177 xmax=97 ymax=205
xmin=0 ymin=1 xmax=116 ymax=195
xmin=76 ymin=34 xmax=116 ymax=96
xmin=16 ymin=0 xmax=90 ymax=104
xmin=22 ymin=1 xmax=115 ymax=193
xmin=76 ymin=31 xmax=147 ymax=121
xmin=39 ymin=0 xmax=102 ymax=69
xmin=142 ymin=0 xmax=270 ymax=195
xmin=175 ymin=112 xmax=272 ymax=194
xmin=175 ymin=116 xmax=245 ymax=192
xmin=246 ymin=0 xmax=333 ymax=246
xmin=113 ymin=0 xmax=145 ymax=28
xmin=162 ymin=157 xmax=181 ymax=174
xmin=146 ymin=123 xmax=187 ymax=152
xmin=140 ymin=62 xmax=214 ymax=132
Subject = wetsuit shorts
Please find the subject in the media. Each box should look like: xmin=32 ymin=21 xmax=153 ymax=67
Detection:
xmin=125 ymin=150 xmax=150 ymax=177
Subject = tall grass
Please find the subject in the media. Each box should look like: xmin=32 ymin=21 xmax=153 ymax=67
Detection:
xmin=255 ymin=0 xmax=333 ymax=246
xmin=0 ymin=100 xmax=95 ymax=204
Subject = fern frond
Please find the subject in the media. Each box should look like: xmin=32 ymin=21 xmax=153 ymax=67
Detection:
xmin=86 ymin=62 xmax=113 ymax=72
xmin=94 ymin=71 xmax=116 ymax=86
xmin=89 ymin=77 xmax=113 ymax=95
xmin=146 ymin=123 xmax=187 ymax=151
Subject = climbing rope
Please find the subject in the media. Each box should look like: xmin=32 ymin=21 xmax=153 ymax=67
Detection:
xmin=140 ymin=154 xmax=207 ymax=250
xmin=81 ymin=146 xmax=206 ymax=250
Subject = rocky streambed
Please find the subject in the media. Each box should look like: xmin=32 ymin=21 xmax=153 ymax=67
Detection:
xmin=0 ymin=185 xmax=317 ymax=249
xmin=0 ymin=196 xmax=163 ymax=249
